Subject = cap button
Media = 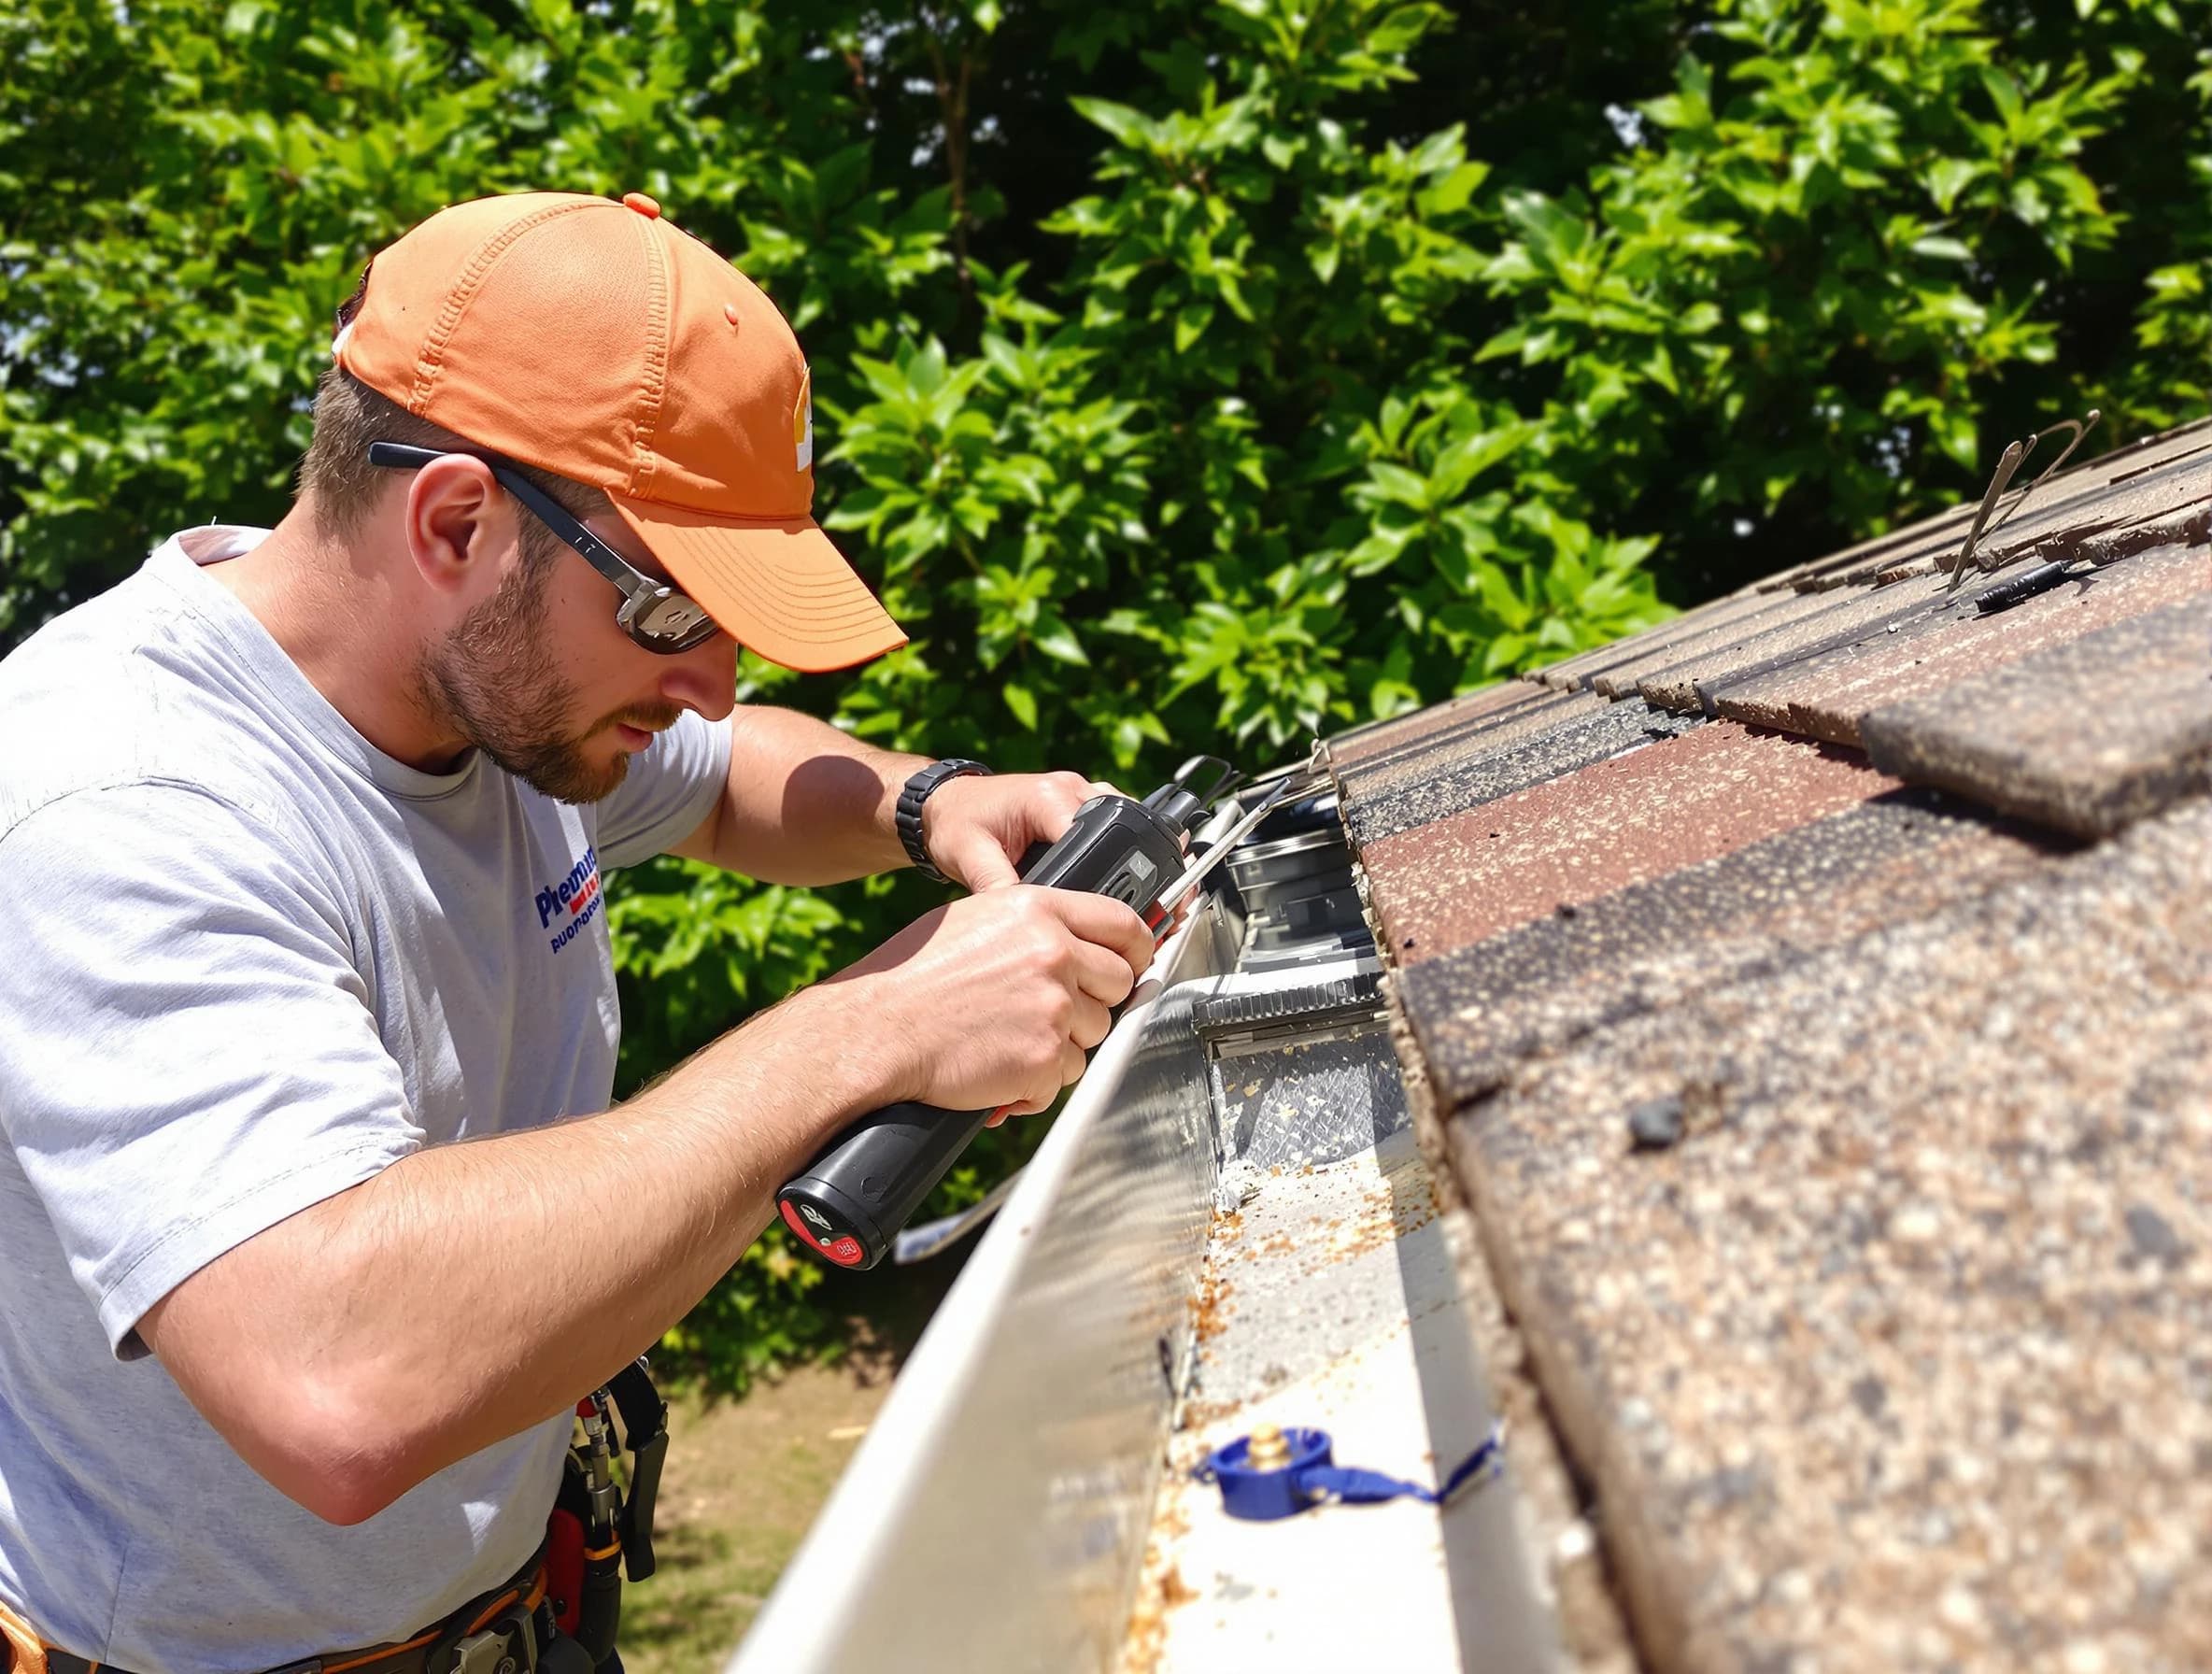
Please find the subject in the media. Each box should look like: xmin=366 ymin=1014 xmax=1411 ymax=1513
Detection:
xmin=621 ymin=192 xmax=661 ymax=220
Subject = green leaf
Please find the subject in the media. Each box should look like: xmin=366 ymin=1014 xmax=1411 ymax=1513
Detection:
xmin=1173 ymin=301 xmax=1215 ymax=354
xmin=1429 ymin=421 xmax=1533 ymax=502
xmin=1924 ymin=157 xmax=1980 ymax=214
xmin=1069 ymin=96 xmax=1158 ymax=150
xmin=1978 ymin=66 xmax=2023 ymax=127
xmin=1032 ymin=618 xmax=1091 ymax=666
xmin=1364 ymin=461 xmax=1431 ymax=508
xmin=1001 ymin=680 xmax=1040 ymax=731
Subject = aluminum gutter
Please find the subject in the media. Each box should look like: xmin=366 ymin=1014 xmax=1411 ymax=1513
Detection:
xmin=730 ymin=898 xmax=1232 ymax=1674
xmin=730 ymin=786 xmax=1574 ymax=1671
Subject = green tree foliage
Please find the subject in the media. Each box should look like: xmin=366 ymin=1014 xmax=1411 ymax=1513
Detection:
xmin=4 ymin=0 xmax=2205 ymax=1388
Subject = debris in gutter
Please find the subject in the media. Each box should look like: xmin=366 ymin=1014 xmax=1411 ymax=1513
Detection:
xmin=1213 ymin=1157 xmax=1265 ymax=1213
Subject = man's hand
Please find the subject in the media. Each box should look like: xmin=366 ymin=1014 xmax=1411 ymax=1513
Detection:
xmin=823 ymin=885 xmax=1154 ymax=1115
xmin=919 ymin=770 xmax=1113 ymax=890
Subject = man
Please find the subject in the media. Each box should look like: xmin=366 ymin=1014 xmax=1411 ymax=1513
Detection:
xmin=0 ymin=191 xmax=1154 ymax=1673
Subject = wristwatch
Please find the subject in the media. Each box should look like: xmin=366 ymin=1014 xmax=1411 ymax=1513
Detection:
xmin=896 ymin=759 xmax=994 ymax=884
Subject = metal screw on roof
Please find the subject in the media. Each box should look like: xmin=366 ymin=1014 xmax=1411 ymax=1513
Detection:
xmin=1627 ymin=1095 xmax=1685 ymax=1151
xmin=1973 ymin=559 xmax=2081 ymax=614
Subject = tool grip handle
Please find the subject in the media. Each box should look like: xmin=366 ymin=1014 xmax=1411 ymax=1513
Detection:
xmin=777 ymin=791 xmax=1189 ymax=1271
xmin=777 ymin=1102 xmax=999 ymax=1270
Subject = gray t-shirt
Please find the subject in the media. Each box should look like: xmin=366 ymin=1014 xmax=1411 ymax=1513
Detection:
xmin=0 ymin=528 xmax=733 ymax=1669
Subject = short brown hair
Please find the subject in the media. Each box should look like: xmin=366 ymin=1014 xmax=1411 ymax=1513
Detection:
xmin=299 ymin=366 xmax=615 ymax=573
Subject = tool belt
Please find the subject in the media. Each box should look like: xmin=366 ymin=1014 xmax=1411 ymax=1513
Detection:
xmin=2 ymin=1359 xmax=668 ymax=1674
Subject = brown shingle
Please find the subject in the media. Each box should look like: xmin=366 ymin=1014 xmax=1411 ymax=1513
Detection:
xmin=1342 ymin=699 xmax=1697 ymax=850
xmin=1710 ymin=534 xmax=2210 ymax=746
xmin=1637 ymin=571 xmax=1946 ymax=714
xmin=1361 ymin=722 xmax=1895 ymax=965
xmin=1323 ymin=418 xmax=2212 ymax=1674
xmin=1334 ymin=688 xmax=1601 ymax=791
xmin=1394 ymin=789 xmax=2056 ymax=1110
xmin=1587 ymin=589 xmax=1845 ymax=700
xmin=1325 ymin=678 xmax=1541 ymax=767
xmin=1527 ymin=591 xmax=1777 ymax=693
xmin=1434 ymin=798 xmax=2212 ymax=1673
xmin=1861 ymin=595 xmax=2212 ymax=839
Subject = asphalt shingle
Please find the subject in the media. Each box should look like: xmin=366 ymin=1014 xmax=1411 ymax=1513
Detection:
xmin=1361 ymin=722 xmax=1894 ymax=964
xmin=1637 ymin=571 xmax=1947 ymax=715
xmin=1709 ymin=531 xmax=2210 ymax=746
xmin=1334 ymin=689 xmax=1603 ymax=799
xmin=1393 ymin=789 xmax=2056 ymax=1110
xmin=1438 ymin=798 xmax=2212 ymax=1673
xmin=1861 ymin=595 xmax=2212 ymax=839
xmin=1586 ymin=588 xmax=1846 ymax=701
xmin=1340 ymin=697 xmax=1698 ymax=850
xmin=1326 ymin=418 xmax=2212 ymax=1672
xmin=1326 ymin=677 xmax=1546 ymax=768
xmin=1525 ymin=589 xmax=1775 ymax=694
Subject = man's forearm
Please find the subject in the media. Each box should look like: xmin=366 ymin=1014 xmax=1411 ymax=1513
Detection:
xmin=140 ymin=982 xmax=891 ymax=1524
xmin=682 ymin=705 xmax=923 ymax=884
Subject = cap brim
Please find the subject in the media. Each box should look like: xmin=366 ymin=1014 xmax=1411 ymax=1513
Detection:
xmin=609 ymin=496 xmax=907 ymax=674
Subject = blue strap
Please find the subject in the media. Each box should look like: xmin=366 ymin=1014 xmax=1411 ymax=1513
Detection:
xmin=1298 ymin=1423 xmax=1503 ymax=1506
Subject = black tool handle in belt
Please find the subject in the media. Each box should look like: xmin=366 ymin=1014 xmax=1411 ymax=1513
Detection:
xmin=775 ymin=793 xmax=1189 ymax=1271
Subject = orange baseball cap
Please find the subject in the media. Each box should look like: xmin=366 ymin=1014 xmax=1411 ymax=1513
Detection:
xmin=333 ymin=190 xmax=906 ymax=673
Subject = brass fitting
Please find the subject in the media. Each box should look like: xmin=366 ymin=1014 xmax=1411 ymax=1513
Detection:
xmin=1246 ymin=1423 xmax=1291 ymax=1471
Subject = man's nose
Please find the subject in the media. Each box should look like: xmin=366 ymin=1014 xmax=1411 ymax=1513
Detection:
xmin=659 ymin=631 xmax=739 ymax=722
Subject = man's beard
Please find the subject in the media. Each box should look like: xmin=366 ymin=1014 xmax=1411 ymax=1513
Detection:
xmin=418 ymin=559 xmax=679 ymax=805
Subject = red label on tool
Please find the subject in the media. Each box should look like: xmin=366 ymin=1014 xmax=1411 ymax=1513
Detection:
xmin=780 ymin=1198 xmax=867 ymax=1267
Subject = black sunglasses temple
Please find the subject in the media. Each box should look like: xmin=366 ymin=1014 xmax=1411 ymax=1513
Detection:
xmin=363 ymin=442 xmax=646 ymax=600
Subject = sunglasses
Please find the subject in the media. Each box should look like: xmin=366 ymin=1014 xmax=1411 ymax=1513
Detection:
xmin=366 ymin=441 xmax=723 ymax=654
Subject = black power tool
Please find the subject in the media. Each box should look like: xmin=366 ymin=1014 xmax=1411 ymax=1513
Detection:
xmin=775 ymin=762 xmax=1241 ymax=1270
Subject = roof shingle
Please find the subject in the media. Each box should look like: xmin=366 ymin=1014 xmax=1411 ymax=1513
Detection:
xmin=1329 ymin=416 xmax=2212 ymax=1672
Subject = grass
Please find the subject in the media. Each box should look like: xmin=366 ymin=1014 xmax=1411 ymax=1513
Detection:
xmin=617 ymin=1358 xmax=895 ymax=1668
xmin=617 ymin=1257 xmax=964 ymax=1669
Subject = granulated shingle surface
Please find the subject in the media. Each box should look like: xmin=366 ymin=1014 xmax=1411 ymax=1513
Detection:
xmin=1862 ymin=596 xmax=2212 ymax=839
xmin=1438 ymin=798 xmax=2212 ymax=1673
xmin=1636 ymin=571 xmax=1947 ymax=714
xmin=1713 ymin=536 xmax=2211 ymax=745
xmin=1335 ymin=689 xmax=1604 ymax=801
xmin=1322 ymin=417 xmax=2212 ymax=1674
xmin=1393 ymin=791 xmax=2056 ymax=1109
xmin=1342 ymin=699 xmax=1699 ymax=850
xmin=1361 ymin=722 xmax=1895 ymax=965
xmin=1528 ymin=591 xmax=1773 ymax=693
xmin=1758 ymin=504 xmax=1966 ymax=593
xmin=1588 ymin=589 xmax=1844 ymax=700
xmin=1326 ymin=678 xmax=1544 ymax=768
xmin=1826 ymin=430 xmax=2212 ymax=597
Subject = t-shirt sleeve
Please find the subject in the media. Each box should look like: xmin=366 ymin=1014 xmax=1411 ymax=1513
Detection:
xmin=592 ymin=710 xmax=734 ymax=870
xmin=0 ymin=785 xmax=421 ymax=1357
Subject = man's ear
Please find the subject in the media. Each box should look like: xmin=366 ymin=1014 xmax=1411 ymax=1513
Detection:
xmin=402 ymin=454 xmax=515 ymax=603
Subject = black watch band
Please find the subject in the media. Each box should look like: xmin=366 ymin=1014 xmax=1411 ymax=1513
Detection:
xmin=896 ymin=759 xmax=994 ymax=884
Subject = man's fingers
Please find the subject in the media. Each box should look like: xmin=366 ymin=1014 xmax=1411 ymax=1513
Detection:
xmin=1039 ymin=889 xmax=1156 ymax=978
xmin=1070 ymin=994 xmax=1113 ymax=1051
xmin=1027 ymin=772 xmax=1093 ymax=847
xmin=948 ymin=835 xmax=1021 ymax=892
xmin=1071 ymin=941 xmax=1138 ymax=1007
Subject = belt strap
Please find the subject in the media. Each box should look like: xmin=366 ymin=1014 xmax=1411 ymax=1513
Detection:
xmin=28 ymin=1542 xmax=551 ymax=1674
